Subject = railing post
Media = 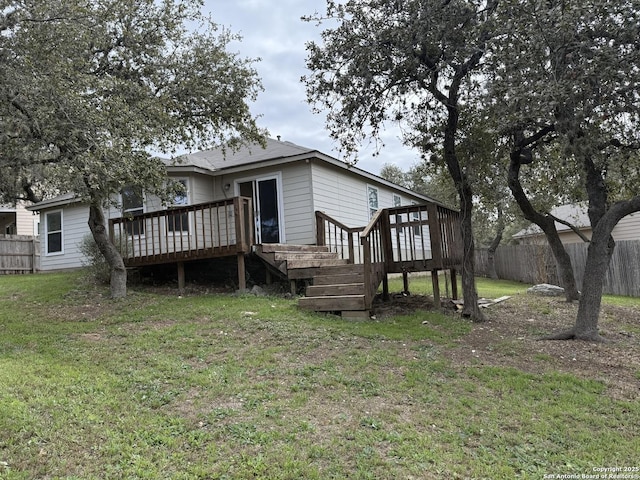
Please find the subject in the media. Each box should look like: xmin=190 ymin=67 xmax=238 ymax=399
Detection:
xmin=315 ymin=212 xmax=326 ymax=247
xmin=244 ymin=198 xmax=254 ymax=247
xmin=380 ymin=210 xmax=393 ymax=270
xmin=362 ymin=236 xmax=371 ymax=307
xmin=347 ymin=231 xmax=355 ymax=264
xmin=428 ymin=203 xmax=443 ymax=267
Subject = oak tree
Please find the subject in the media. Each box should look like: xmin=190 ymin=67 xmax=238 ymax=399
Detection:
xmin=488 ymin=0 xmax=640 ymax=340
xmin=304 ymin=0 xmax=500 ymax=321
xmin=0 ymin=0 xmax=266 ymax=297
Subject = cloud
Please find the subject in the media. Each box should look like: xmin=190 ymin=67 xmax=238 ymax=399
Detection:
xmin=202 ymin=0 xmax=422 ymax=175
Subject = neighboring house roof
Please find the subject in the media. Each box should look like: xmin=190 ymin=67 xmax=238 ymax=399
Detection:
xmin=27 ymin=138 xmax=447 ymax=210
xmin=0 ymin=204 xmax=18 ymax=213
xmin=26 ymin=193 xmax=77 ymax=212
xmin=513 ymin=203 xmax=590 ymax=239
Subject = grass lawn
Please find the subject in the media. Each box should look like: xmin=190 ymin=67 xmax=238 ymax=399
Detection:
xmin=1 ymin=272 xmax=638 ymax=479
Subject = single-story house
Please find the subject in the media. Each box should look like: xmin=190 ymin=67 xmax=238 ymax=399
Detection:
xmin=513 ymin=203 xmax=640 ymax=244
xmin=28 ymin=138 xmax=462 ymax=315
xmin=0 ymin=201 xmax=39 ymax=236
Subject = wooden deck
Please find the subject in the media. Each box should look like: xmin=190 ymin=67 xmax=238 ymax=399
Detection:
xmin=109 ymin=197 xmax=253 ymax=289
xmin=108 ymin=196 xmax=462 ymax=313
xmin=300 ymin=204 xmax=462 ymax=316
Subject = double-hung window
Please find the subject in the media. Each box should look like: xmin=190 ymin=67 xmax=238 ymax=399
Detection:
xmin=412 ymin=201 xmax=422 ymax=236
xmin=122 ymin=186 xmax=144 ymax=236
xmin=368 ymin=186 xmax=379 ymax=219
xmin=167 ymin=179 xmax=189 ymax=233
xmin=392 ymin=194 xmax=405 ymax=235
xmin=45 ymin=210 xmax=63 ymax=255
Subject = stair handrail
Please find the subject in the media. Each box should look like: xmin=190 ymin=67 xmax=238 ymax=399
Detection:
xmin=360 ymin=208 xmax=391 ymax=309
xmin=315 ymin=211 xmax=364 ymax=264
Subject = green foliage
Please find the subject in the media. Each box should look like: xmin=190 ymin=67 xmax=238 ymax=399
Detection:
xmin=79 ymin=234 xmax=130 ymax=284
xmin=0 ymin=0 xmax=266 ymax=205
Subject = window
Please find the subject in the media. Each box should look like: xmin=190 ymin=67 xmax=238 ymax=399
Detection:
xmin=122 ymin=186 xmax=144 ymax=236
xmin=167 ymin=179 xmax=189 ymax=233
xmin=392 ymin=194 xmax=404 ymax=235
xmin=45 ymin=211 xmax=63 ymax=254
xmin=412 ymin=201 xmax=422 ymax=236
xmin=368 ymin=186 xmax=379 ymax=219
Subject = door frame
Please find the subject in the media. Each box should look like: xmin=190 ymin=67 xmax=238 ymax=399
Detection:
xmin=234 ymin=172 xmax=286 ymax=244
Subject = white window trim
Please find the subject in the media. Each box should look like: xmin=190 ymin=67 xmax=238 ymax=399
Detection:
xmin=121 ymin=186 xmax=145 ymax=237
xmin=234 ymin=172 xmax=286 ymax=244
xmin=167 ymin=178 xmax=191 ymax=235
xmin=45 ymin=209 xmax=64 ymax=256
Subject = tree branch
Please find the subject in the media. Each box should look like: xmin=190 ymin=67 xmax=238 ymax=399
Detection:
xmin=547 ymin=213 xmax=590 ymax=243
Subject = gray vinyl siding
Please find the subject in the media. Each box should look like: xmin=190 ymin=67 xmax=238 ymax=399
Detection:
xmin=280 ymin=162 xmax=314 ymax=244
xmin=189 ymin=173 xmax=215 ymax=204
xmin=310 ymin=162 xmax=426 ymax=228
xmin=310 ymin=162 xmax=369 ymax=227
xmin=39 ymin=204 xmax=90 ymax=271
xmin=612 ymin=213 xmax=640 ymax=241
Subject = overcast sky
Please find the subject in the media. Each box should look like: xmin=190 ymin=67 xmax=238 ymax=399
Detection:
xmin=202 ymin=0 xmax=422 ymax=176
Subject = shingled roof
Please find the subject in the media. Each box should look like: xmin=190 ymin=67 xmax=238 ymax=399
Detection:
xmin=170 ymin=138 xmax=316 ymax=172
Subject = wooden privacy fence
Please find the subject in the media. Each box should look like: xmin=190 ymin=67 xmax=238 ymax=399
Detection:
xmin=476 ymin=240 xmax=640 ymax=297
xmin=0 ymin=235 xmax=40 ymax=274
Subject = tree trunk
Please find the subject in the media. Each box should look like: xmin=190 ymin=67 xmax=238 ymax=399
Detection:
xmin=573 ymin=230 xmax=614 ymax=340
xmin=543 ymin=198 xmax=640 ymax=341
xmin=87 ymin=201 xmax=127 ymax=298
xmin=459 ymin=191 xmax=485 ymax=321
xmin=440 ymin=95 xmax=485 ymax=322
xmin=507 ymin=150 xmax=580 ymax=301
xmin=486 ymin=206 xmax=504 ymax=280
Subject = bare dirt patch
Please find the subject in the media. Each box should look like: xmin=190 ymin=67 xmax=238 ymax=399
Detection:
xmin=374 ymin=293 xmax=640 ymax=400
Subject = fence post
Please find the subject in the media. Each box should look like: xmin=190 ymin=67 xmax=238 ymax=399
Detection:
xmin=31 ymin=237 xmax=37 ymax=273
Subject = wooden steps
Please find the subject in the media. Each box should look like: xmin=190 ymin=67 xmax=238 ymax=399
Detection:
xmin=298 ymin=264 xmax=370 ymax=318
xmin=255 ymin=244 xmax=372 ymax=318
xmin=254 ymin=243 xmax=347 ymax=278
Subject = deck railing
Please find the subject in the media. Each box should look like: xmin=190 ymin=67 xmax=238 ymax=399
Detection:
xmin=315 ymin=204 xmax=461 ymax=270
xmin=315 ymin=211 xmax=364 ymax=263
xmin=109 ymin=197 xmax=253 ymax=267
xmin=360 ymin=209 xmax=388 ymax=308
xmin=315 ymin=203 xmax=462 ymax=307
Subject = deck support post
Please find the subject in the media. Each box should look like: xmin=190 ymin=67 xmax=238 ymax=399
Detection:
xmin=402 ymin=271 xmax=409 ymax=294
xmin=290 ymin=280 xmax=297 ymax=296
xmin=382 ymin=273 xmax=389 ymax=301
xmin=450 ymin=268 xmax=458 ymax=300
xmin=177 ymin=261 xmax=185 ymax=293
xmin=237 ymin=253 xmax=246 ymax=290
xmin=431 ymin=269 xmax=441 ymax=308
